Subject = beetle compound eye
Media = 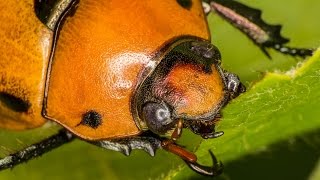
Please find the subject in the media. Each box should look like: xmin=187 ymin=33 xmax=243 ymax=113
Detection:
xmin=155 ymin=108 xmax=171 ymax=124
xmin=143 ymin=102 xmax=172 ymax=125
xmin=142 ymin=102 xmax=175 ymax=134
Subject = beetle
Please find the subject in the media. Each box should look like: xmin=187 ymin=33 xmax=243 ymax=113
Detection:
xmin=0 ymin=0 xmax=313 ymax=176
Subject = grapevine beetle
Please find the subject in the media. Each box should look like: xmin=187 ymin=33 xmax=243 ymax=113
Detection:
xmin=0 ymin=0 xmax=313 ymax=176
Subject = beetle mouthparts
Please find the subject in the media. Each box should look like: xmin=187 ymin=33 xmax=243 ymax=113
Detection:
xmin=184 ymin=119 xmax=223 ymax=139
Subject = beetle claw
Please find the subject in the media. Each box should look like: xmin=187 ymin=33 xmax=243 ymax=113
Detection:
xmin=141 ymin=143 xmax=156 ymax=156
xmin=92 ymin=140 xmax=132 ymax=156
xmin=184 ymin=150 xmax=223 ymax=176
xmin=120 ymin=147 xmax=132 ymax=156
xmin=124 ymin=137 xmax=160 ymax=157
xmin=161 ymin=140 xmax=223 ymax=176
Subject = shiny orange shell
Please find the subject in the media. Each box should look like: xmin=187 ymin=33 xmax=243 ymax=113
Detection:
xmin=0 ymin=0 xmax=210 ymax=140
xmin=0 ymin=0 xmax=52 ymax=130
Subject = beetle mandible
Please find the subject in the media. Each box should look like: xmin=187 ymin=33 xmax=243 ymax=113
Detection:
xmin=0 ymin=0 xmax=313 ymax=176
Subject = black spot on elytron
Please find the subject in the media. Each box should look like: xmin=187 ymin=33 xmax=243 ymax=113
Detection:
xmin=81 ymin=110 xmax=102 ymax=129
xmin=0 ymin=92 xmax=31 ymax=112
xmin=177 ymin=0 xmax=192 ymax=10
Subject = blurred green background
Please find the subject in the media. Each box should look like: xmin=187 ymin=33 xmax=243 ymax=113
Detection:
xmin=0 ymin=0 xmax=319 ymax=179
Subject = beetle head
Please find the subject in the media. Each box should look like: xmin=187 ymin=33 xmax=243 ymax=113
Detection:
xmin=133 ymin=37 xmax=243 ymax=138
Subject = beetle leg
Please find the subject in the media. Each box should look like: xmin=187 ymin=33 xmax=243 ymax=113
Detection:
xmin=162 ymin=140 xmax=197 ymax=162
xmin=162 ymin=140 xmax=223 ymax=176
xmin=224 ymin=72 xmax=246 ymax=99
xmin=91 ymin=135 xmax=161 ymax=157
xmin=93 ymin=132 xmax=223 ymax=176
xmin=203 ymin=0 xmax=314 ymax=58
xmin=90 ymin=140 xmax=132 ymax=156
xmin=0 ymin=129 xmax=74 ymax=170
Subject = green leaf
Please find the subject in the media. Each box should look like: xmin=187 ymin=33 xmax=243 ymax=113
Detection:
xmin=310 ymin=160 xmax=320 ymax=180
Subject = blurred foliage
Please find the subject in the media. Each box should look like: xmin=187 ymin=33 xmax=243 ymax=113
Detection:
xmin=0 ymin=0 xmax=319 ymax=179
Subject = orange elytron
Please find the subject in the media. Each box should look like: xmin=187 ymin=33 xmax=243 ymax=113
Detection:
xmin=44 ymin=0 xmax=210 ymax=140
xmin=0 ymin=0 xmax=312 ymax=176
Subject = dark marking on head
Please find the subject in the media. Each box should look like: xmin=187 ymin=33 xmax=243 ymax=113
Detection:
xmin=177 ymin=0 xmax=192 ymax=10
xmin=190 ymin=41 xmax=221 ymax=64
xmin=81 ymin=110 xmax=102 ymax=129
xmin=0 ymin=92 xmax=31 ymax=112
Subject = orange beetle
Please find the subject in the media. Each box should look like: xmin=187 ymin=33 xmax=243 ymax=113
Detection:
xmin=0 ymin=0 xmax=312 ymax=176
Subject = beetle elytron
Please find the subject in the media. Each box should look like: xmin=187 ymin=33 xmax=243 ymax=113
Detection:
xmin=0 ymin=0 xmax=312 ymax=176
